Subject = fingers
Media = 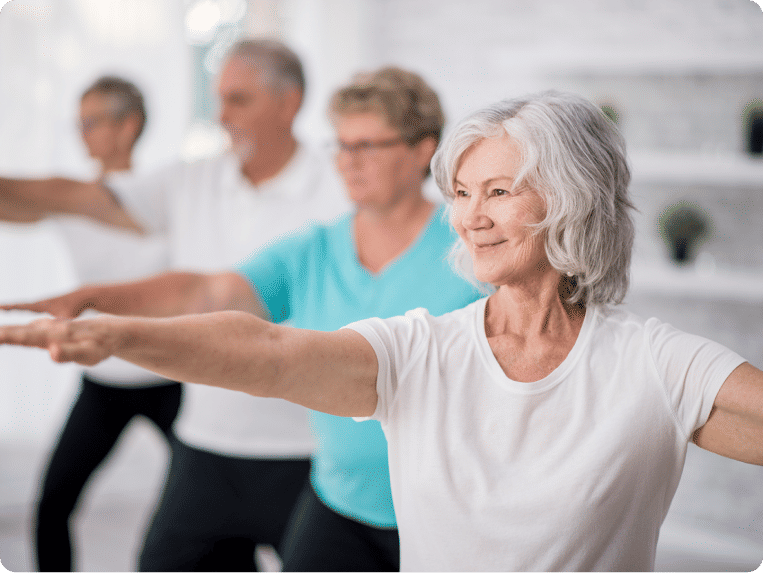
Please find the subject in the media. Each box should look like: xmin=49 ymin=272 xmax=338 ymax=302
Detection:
xmin=0 ymin=318 xmax=109 ymax=366
xmin=0 ymin=302 xmax=45 ymax=313
xmin=0 ymin=298 xmax=81 ymax=318
xmin=0 ymin=318 xmax=57 ymax=349
xmin=49 ymin=340 xmax=105 ymax=366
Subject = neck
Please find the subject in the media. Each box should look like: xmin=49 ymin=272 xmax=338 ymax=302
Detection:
xmin=356 ymin=186 xmax=434 ymax=227
xmin=353 ymin=189 xmax=435 ymax=274
xmin=99 ymin=155 xmax=132 ymax=174
xmin=486 ymin=272 xmax=584 ymax=338
xmin=240 ymin=135 xmax=298 ymax=186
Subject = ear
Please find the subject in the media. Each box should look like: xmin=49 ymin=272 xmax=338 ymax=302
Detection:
xmin=117 ymin=113 xmax=142 ymax=150
xmin=278 ymin=87 xmax=303 ymax=124
xmin=414 ymin=136 xmax=438 ymax=173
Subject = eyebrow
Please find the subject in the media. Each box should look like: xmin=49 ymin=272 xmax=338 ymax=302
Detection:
xmin=454 ymin=176 xmax=515 ymax=187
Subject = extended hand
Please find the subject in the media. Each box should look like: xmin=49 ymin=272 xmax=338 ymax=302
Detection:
xmin=0 ymin=316 xmax=119 ymax=366
xmin=0 ymin=291 xmax=93 ymax=318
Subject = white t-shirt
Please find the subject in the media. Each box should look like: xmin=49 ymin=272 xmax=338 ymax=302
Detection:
xmin=53 ymin=170 xmax=170 ymax=386
xmin=346 ymin=297 xmax=746 ymax=571
xmin=112 ymin=146 xmax=350 ymax=457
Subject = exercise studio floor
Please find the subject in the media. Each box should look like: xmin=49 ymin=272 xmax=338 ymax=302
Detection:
xmin=1 ymin=418 xmax=762 ymax=572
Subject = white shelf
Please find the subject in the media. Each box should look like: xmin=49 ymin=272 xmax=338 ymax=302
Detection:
xmin=629 ymin=152 xmax=763 ymax=188
xmin=629 ymin=262 xmax=763 ymax=303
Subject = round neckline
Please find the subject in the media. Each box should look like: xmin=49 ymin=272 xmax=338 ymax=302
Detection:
xmin=472 ymin=296 xmax=598 ymax=394
xmin=347 ymin=202 xmax=446 ymax=281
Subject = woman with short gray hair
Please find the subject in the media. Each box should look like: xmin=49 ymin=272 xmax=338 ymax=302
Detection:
xmin=2 ymin=91 xmax=761 ymax=571
xmin=436 ymin=90 xmax=635 ymax=305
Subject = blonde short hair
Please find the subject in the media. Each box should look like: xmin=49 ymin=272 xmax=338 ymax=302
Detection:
xmin=329 ymin=67 xmax=444 ymax=147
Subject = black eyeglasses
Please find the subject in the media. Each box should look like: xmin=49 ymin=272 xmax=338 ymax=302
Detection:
xmin=330 ymin=137 xmax=407 ymax=157
xmin=78 ymin=112 xmax=119 ymax=133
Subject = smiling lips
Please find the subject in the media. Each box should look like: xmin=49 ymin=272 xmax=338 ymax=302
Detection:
xmin=472 ymin=240 xmax=506 ymax=251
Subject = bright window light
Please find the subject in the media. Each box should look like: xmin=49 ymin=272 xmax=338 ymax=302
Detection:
xmin=186 ymin=0 xmax=222 ymax=44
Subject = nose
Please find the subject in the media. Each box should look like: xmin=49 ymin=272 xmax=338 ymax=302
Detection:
xmin=458 ymin=194 xmax=493 ymax=231
xmin=334 ymin=147 xmax=363 ymax=172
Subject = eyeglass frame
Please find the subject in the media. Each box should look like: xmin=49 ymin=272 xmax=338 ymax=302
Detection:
xmin=77 ymin=111 xmax=126 ymax=133
xmin=330 ymin=136 xmax=409 ymax=157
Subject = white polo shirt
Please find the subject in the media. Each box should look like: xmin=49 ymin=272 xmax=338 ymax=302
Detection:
xmin=114 ymin=145 xmax=350 ymax=457
xmin=54 ymin=169 xmax=171 ymax=386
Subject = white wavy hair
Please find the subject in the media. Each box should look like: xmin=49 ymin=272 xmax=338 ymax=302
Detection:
xmin=432 ymin=90 xmax=635 ymax=305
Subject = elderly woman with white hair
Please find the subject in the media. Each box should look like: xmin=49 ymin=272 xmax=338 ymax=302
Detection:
xmin=2 ymin=90 xmax=762 ymax=571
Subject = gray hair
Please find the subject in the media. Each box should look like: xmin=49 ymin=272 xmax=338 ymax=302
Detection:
xmin=227 ymin=38 xmax=305 ymax=102
xmin=432 ymin=90 xmax=635 ymax=305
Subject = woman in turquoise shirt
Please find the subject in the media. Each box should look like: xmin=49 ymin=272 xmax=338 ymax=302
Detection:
xmin=2 ymin=67 xmax=481 ymax=571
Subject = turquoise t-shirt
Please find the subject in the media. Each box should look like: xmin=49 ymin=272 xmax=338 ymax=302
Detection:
xmin=236 ymin=204 xmax=482 ymax=528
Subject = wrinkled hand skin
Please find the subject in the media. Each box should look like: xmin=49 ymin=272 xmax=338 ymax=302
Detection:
xmin=0 ymin=316 xmax=117 ymax=366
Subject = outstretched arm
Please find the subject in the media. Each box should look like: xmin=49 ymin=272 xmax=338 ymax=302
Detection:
xmin=693 ymin=362 xmax=763 ymax=465
xmin=0 ymin=271 xmax=262 ymax=319
xmin=0 ymin=176 xmax=142 ymax=232
xmin=0 ymin=311 xmax=379 ymax=417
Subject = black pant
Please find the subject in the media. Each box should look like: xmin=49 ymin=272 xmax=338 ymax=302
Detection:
xmin=138 ymin=439 xmax=310 ymax=572
xmin=280 ymin=482 xmax=399 ymax=572
xmin=34 ymin=375 xmax=182 ymax=572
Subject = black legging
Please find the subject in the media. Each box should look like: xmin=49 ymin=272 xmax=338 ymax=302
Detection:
xmin=280 ymin=482 xmax=399 ymax=572
xmin=138 ymin=440 xmax=310 ymax=572
xmin=35 ymin=375 xmax=182 ymax=572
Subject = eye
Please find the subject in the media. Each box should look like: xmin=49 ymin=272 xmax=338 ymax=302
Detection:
xmin=455 ymin=189 xmax=469 ymax=198
xmin=493 ymin=188 xmax=509 ymax=197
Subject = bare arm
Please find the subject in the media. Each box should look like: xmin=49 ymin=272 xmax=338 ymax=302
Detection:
xmin=0 ymin=311 xmax=379 ymax=417
xmin=0 ymin=176 xmax=142 ymax=232
xmin=693 ymin=362 xmax=763 ymax=465
xmin=0 ymin=271 xmax=263 ymax=319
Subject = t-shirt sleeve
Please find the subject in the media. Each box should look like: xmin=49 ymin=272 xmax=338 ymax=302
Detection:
xmin=235 ymin=225 xmax=317 ymax=323
xmin=343 ymin=308 xmax=432 ymax=425
xmin=647 ymin=318 xmax=747 ymax=437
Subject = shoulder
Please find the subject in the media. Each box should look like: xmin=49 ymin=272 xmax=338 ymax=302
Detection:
xmin=590 ymin=304 xmax=737 ymax=367
xmin=282 ymin=213 xmax=351 ymax=249
xmin=182 ymin=154 xmax=238 ymax=185
xmin=596 ymin=305 xmax=696 ymax=346
xmin=148 ymin=156 xmax=225 ymax=181
xmin=591 ymin=305 xmax=650 ymax=342
xmin=244 ymin=215 xmax=346 ymax=268
xmin=349 ymin=298 xmax=484 ymax=353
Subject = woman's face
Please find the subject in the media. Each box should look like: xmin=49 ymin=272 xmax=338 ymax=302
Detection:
xmin=79 ymin=92 xmax=125 ymax=161
xmin=334 ymin=112 xmax=428 ymax=210
xmin=451 ymin=135 xmax=549 ymax=286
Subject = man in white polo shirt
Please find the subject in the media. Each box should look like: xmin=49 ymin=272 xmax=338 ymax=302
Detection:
xmin=0 ymin=38 xmax=349 ymax=570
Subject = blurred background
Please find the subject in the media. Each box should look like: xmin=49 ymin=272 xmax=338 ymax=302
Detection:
xmin=0 ymin=0 xmax=762 ymax=570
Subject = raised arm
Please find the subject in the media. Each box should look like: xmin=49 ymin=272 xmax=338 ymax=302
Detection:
xmin=0 ymin=271 xmax=262 ymax=319
xmin=0 ymin=176 xmax=142 ymax=232
xmin=0 ymin=311 xmax=379 ymax=417
xmin=693 ymin=362 xmax=763 ymax=465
